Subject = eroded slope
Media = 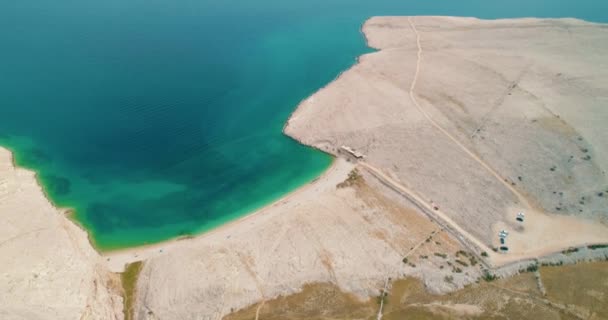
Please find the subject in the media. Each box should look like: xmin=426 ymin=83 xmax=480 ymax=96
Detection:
xmin=0 ymin=148 xmax=123 ymax=320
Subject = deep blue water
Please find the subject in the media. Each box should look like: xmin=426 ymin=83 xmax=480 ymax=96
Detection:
xmin=0 ymin=0 xmax=605 ymax=249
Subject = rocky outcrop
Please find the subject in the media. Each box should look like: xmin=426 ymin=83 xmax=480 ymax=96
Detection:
xmin=0 ymin=148 xmax=123 ymax=320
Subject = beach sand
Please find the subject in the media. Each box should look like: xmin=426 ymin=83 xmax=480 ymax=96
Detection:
xmin=131 ymin=158 xmax=476 ymax=320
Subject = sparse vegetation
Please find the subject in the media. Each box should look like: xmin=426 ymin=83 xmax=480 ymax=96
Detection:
xmin=336 ymin=169 xmax=362 ymax=188
xmin=121 ymin=261 xmax=143 ymax=320
xmin=562 ymin=247 xmax=579 ymax=255
xmin=526 ymin=264 xmax=539 ymax=272
xmin=455 ymin=259 xmax=469 ymax=267
xmin=481 ymin=251 xmax=488 ymax=257
xmin=434 ymin=253 xmax=447 ymax=259
xmin=468 ymin=256 xmax=478 ymax=266
xmin=402 ymin=257 xmax=408 ymax=264
xmin=376 ymin=289 xmax=388 ymax=305
xmin=482 ymin=271 xmax=497 ymax=282
xmin=455 ymin=250 xmax=467 ymax=257
xmin=225 ymin=262 xmax=608 ymax=320
xmin=452 ymin=266 xmax=463 ymax=273
xmin=419 ymin=255 xmax=428 ymax=259
xmin=588 ymin=244 xmax=608 ymax=250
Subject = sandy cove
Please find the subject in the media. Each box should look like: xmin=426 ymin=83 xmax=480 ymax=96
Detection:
xmin=2 ymin=16 xmax=608 ymax=320
xmin=101 ymin=158 xmax=346 ymax=273
xmin=133 ymin=16 xmax=608 ymax=320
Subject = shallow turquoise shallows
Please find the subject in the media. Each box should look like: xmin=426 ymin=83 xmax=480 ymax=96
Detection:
xmin=0 ymin=0 xmax=606 ymax=250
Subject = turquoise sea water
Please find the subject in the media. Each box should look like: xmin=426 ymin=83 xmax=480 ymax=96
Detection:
xmin=0 ymin=1 xmax=606 ymax=250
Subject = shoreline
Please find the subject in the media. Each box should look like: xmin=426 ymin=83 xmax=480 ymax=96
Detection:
xmin=102 ymin=156 xmax=342 ymax=272
xmin=0 ymin=146 xmax=125 ymax=318
xmin=0 ymin=17 xmax=376 ymax=256
xmin=282 ymin=21 xmax=375 ymax=141
xmin=3 ymin=16 xmax=608 ymax=273
xmin=1 ymin=146 xmax=102 ymax=251
xmin=283 ymin=15 xmax=608 ymax=270
xmin=0 ymin=143 xmax=335 ymax=256
xmin=4 ymin=15 xmax=608 ymax=320
xmin=5 ymin=140 xmax=605 ymax=274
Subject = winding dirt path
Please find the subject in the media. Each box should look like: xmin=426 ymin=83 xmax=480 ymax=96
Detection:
xmin=406 ymin=17 xmax=532 ymax=210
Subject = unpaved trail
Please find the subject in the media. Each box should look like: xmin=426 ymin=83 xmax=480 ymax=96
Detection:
xmin=406 ymin=17 xmax=533 ymax=210
xmin=359 ymin=161 xmax=496 ymax=265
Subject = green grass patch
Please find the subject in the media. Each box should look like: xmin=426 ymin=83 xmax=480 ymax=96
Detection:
xmin=526 ymin=264 xmax=538 ymax=272
xmin=121 ymin=261 xmax=143 ymax=320
xmin=588 ymin=244 xmax=608 ymax=250
xmin=562 ymin=247 xmax=579 ymax=255
xmin=482 ymin=271 xmax=497 ymax=282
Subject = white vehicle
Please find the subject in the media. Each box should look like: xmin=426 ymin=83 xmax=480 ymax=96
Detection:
xmin=499 ymin=230 xmax=509 ymax=238
xmin=516 ymin=212 xmax=525 ymax=222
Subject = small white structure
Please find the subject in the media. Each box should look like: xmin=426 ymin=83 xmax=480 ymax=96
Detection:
xmin=516 ymin=212 xmax=525 ymax=222
xmin=499 ymin=230 xmax=509 ymax=239
xmin=340 ymin=145 xmax=365 ymax=159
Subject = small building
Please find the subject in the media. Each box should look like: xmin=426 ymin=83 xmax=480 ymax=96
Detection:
xmin=516 ymin=212 xmax=525 ymax=222
xmin=499 ymin=230 xmax=509 ymax=239
xmin=340 ymin=145 xmax=365 ymax=159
